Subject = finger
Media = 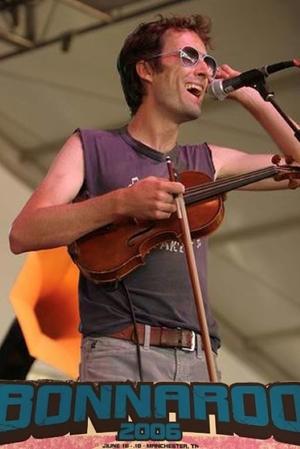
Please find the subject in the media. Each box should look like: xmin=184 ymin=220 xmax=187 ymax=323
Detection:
xmin=156 ymin=191 xmax=177 ymax=204
xmin=160 ymin=180 xmax=185 ymax=195
xmin=154 ymin=209 xmax=174 ymax=220
xmin=217 ymin=64 xmax=240 ymax=78
xmin=156 ymin=201 xmax=177 ymax=214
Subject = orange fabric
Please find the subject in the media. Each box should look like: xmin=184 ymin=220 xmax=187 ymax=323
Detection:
xmin=10 ymin=247 xmax=80 ymax=379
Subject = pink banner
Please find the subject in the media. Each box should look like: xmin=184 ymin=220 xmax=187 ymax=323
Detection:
xmin=1 ymin=434 xmax=299 ymax=449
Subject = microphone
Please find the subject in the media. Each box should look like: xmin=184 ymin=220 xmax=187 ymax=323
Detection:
xmin=208 ymin=59 xmax=300 ymax=100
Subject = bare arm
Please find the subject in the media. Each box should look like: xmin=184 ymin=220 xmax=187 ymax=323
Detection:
xmin=211 ymin=145 xmax=300 ymax=190
xmin=218 ymin=64 xmax=300 ymax=161
xmin=9 ymin=133 xmax=184 ymax=254
xmin=210 ymin=65 xmax=300 ymax=188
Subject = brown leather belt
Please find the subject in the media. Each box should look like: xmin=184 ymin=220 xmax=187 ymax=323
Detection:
xmin=110 ymin=324 xmax=197 ymax=351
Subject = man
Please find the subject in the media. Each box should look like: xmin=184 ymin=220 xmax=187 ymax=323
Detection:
xmin=9 ymin=15 xmax=300 ymax=382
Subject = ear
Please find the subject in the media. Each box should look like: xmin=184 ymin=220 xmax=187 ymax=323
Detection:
xmin=136 ymin=60 xmax=154 ymax=83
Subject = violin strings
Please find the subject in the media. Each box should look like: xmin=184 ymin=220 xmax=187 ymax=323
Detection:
xmin=184 ymin=166 xmax=275 ymax=194
xmin=185 ymin=167 xmax=275 ymax=199
xmin=184 ymin=164 xmax=300 ymax=199
xmin=183 ymin=166 xmax=276 ymax=204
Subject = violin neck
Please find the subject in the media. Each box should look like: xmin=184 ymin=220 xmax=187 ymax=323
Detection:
xmin=184 ymin=166 xmax=278 ymax=205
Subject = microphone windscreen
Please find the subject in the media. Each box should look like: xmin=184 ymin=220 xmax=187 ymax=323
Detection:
xmin=207 ymin=80 xmax=227 ymax=101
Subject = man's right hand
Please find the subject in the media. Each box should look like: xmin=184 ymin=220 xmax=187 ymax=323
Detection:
xmin=117 ymin=176 xmax=185 ymax=221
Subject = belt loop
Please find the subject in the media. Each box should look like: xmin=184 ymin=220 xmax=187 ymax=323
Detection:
xmin=196 ymin=334 xmax=202 ymax=357
xmin=143 ymin=325 xmax=151 ymax=350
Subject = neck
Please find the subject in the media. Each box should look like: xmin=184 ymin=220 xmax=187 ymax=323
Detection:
xmin=127 ymin=104 xmax=179 ymax=153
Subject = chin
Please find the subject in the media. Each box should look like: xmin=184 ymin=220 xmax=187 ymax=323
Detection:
xmin=180 ymin=106 xmax=202 ymax=123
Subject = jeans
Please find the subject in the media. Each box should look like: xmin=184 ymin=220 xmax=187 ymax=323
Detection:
xmin=79 ymin=328 xmax=221 ymax=382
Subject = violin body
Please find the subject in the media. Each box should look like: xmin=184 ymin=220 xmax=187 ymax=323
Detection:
xmin=69 ymin=160 xmax=300 ymax=283
xmin=69 ymin=171 xmax=224 ymax=283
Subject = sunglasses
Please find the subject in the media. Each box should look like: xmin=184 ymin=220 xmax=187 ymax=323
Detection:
xmin=147 ymin=46 xmax=218 ymax=78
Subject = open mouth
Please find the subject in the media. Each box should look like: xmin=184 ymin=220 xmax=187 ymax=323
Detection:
xmin=185 ymin=83 xmax=203 ymax=98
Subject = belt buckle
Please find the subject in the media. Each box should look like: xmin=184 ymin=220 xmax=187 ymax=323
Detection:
xmin=181 ymin=330 xmax=196 ymax=352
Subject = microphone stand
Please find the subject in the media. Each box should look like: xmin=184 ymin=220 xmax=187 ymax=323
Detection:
xmin=253 ymin=80 xmax=300 ymax=143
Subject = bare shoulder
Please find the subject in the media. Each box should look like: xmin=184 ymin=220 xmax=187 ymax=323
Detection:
xmin=209 ymin=143 xmax=274 ymax=178
xmin=24 ymin=132 xmax=85 ymax=209
xmin=46 ymin=132 xmax=83 ymax=177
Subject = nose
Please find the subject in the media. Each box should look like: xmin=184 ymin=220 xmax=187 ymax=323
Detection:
xmin=194 ymin=58 xmax=211 ymax=79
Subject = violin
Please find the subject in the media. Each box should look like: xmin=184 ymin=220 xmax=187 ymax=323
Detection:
xmin=69 ymin=156 xmax=300 ymax=283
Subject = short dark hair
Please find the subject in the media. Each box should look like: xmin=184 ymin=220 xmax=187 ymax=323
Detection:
xmin=117 ymin=14 xmax=212 ymax=115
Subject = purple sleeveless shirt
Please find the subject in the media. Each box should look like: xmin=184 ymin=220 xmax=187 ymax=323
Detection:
xmin=76 ymin=127 xmax=220 ymax=352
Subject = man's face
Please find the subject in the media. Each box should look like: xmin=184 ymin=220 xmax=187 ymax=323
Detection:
xmin=148 ymin=29 xmax=212 ymax=123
